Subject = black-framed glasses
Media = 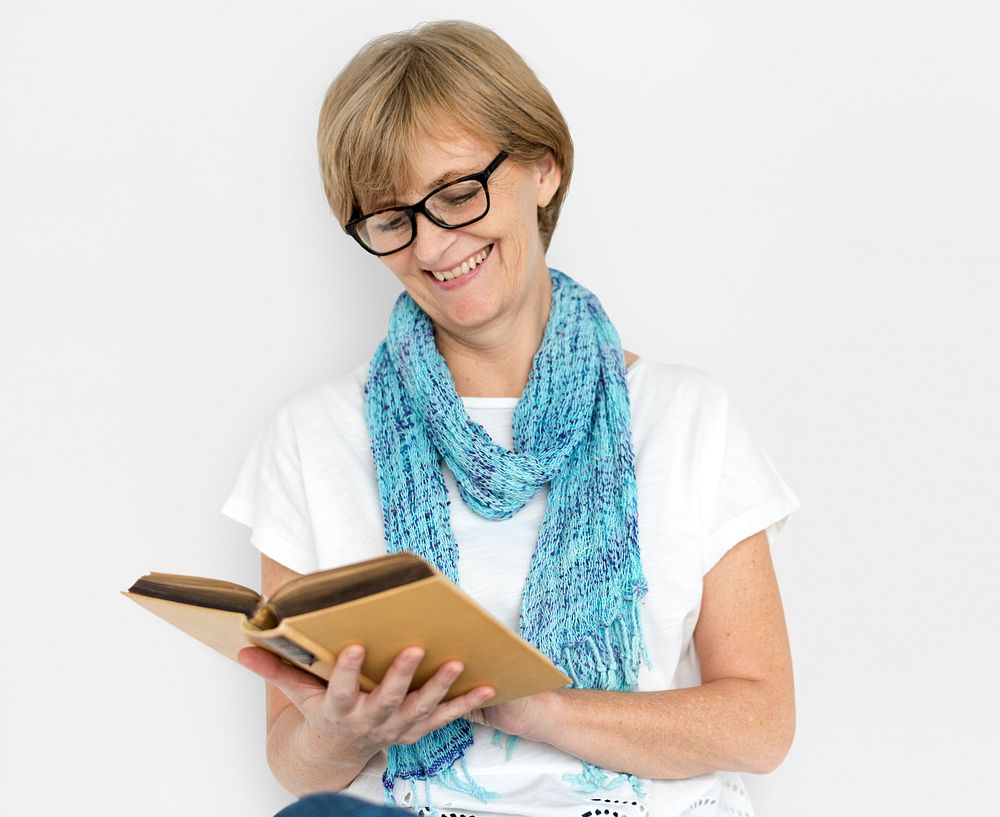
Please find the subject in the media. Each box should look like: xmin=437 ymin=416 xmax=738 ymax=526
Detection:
xmin=345 ymin=152 xmax=509 ymax=256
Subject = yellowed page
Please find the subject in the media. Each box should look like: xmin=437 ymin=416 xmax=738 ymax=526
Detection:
xmin=123 ymin=592 xmax=257 ymax=662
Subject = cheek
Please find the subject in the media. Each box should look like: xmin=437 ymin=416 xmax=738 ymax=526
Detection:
xmin=501 ymin=203 xmax=540 ymax=256
xmin=380 ymin=253 xmax=419 ymax=281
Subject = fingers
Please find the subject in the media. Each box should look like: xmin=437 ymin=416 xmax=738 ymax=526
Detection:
xmin=242 ymin=640 xmax=497 ymax=752
xmin=324 ymin=644 xmax=367 ymax=716
xmin=464 ymin=707 xmax=487 ymax=727
xmin=398 ymin=684 xmax=496 ymax=743
xmin=237 ymin=646 xmax=326 ymax=710
xmin=402 ymin=659 xmax=465 ymax=721
xmin=366 ymin=647 xmax=426 ymax=720
xmin=437 ymin=684 xmax=496 ymax=725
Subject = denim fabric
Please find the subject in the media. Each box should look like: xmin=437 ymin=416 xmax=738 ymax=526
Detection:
xmin=275 ymin=792 xmax=410 ymax=816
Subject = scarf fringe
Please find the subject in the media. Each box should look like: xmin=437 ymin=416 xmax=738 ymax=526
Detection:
xmin=491 ymin=728 xmax=520 ymax=760
xmin=382 ymin=721 xmax=482 ymax=804
xmin=434 ymin=755 xmax=500 ymax=804
xmin=562 ymin=763 xmax=647 ymax=798
xmin=557 ymin=600 xmax=650 ymax=689
xmin=385 ymin=753 xmax=499 ymax=812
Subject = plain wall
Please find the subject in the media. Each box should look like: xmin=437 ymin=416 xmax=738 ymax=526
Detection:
xmin=2 ymin=1 xmax=997 ymax=814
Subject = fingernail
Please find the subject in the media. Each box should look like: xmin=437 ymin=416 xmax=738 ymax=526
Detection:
xmin=342 ymin=645 xmax=364 ymax=660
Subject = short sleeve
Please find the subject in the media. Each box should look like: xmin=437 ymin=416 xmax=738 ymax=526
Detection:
xmin=221 ymin=406 xmax=320 ymax=574
xmin=701 ymin=391 xmax=801 ymax=575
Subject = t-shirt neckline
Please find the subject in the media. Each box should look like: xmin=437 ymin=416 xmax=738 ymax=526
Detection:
xmin=461 ymin=357 xmax=643 ymax=410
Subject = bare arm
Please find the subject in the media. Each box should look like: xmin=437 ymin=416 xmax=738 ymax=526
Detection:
xmin=238 ymin=554 xmax=496 ymax=796
xmin=469 ymin=530 xmax=796 ymax=777
xmin=242 ymin=556 xmax=365 ymax=794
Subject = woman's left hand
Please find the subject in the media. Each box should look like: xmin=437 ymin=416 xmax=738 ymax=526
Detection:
xmin=464 ymin=689 xmax=559 ymax=740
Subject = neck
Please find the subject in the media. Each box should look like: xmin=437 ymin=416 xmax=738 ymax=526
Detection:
xmin=434 ymin=269 xmax=553 ymax=398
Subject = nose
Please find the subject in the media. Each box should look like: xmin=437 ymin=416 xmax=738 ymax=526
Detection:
xmin=411 ymin=212 xmax=458 ymax=269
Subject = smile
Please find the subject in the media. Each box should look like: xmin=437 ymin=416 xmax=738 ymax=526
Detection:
xmin=427 ymin=245 xmax=493 ymax=282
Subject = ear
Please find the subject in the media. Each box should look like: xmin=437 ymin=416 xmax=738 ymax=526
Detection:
xmin=535 ymin=150 xmax=562 ymax=208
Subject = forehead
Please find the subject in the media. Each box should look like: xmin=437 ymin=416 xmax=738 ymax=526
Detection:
xmin=394 ymin=132 xmax=498 ymax=201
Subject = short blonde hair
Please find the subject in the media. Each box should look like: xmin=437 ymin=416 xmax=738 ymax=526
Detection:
xmin=317 ymin=20 xmax=574 ymax=250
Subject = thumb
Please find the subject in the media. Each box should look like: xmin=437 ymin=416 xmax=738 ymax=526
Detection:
xmin=237 ymin=646 xmax=327 ymax=710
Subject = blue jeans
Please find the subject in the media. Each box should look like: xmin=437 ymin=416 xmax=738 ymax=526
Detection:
xmin=275 ymin=793 xmax=410 ymax=816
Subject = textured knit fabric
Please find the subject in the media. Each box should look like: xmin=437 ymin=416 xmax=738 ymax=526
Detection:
xmin=221 ymin=356 xmax=802 ymax=816
xmin=364 ymin=269 xmax=649 ymax=804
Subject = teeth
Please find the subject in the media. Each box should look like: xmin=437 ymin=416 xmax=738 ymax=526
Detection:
xmin=433 ymin=247 xmax=490 ymax=282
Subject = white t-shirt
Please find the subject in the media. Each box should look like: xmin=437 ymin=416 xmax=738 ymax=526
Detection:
xmin=222 ymin=357 xmax=801 ymax=817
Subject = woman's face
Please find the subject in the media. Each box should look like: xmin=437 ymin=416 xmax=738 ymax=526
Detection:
xmin=374 ymin=131 xmax=561 ymax=343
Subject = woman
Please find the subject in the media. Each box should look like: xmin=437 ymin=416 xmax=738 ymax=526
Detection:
xmin=224 ymin=20 xmax=800 ymax=817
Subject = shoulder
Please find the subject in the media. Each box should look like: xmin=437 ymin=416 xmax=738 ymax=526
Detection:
xmin=626 ymin=358 xmax=736 ymax=473
xmin=269 ymin=360 xmax=369 ymax=437
xmin=628 ymin=358 xmax=730 ymax=423
xmin=258 ymin=360 xmax=370 ymax=459
xmin=280 ymin=360 xmax=368 ymax=419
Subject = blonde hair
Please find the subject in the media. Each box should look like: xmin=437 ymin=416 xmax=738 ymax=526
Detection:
xmin=317 ymin=20 xmax=574 ymax=250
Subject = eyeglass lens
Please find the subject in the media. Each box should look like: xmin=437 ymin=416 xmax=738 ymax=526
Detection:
xmin=355 ymin=179 xmax=488 ymax=254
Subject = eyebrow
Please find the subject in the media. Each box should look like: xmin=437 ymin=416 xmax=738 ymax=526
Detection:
xmin=424 ymin=164 xmax=480 ymax=191
xmin=367 ymin=163 xmax=483 ymax=213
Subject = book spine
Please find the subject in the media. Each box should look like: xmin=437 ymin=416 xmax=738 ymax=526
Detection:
xmin=248 ymin=604 xmax=279 ymax=630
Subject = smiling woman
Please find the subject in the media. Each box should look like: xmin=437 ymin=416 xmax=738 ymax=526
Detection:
xmin=222 ymin=19 xmax=801 ymax=817
xmin=362 ymin=132 xmax=561 ymax=385
xmin=318 ymin=22 xmax=572 ymax=393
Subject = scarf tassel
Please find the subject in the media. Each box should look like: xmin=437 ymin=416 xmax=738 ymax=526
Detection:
xmin=556 ymin=600 xmax=651 ymax=690
xmin=385 ymin=745 xmax=500 ymax=811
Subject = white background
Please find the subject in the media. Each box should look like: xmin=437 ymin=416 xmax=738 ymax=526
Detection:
xmin=2 ymin=1 xmax=998 ymax=815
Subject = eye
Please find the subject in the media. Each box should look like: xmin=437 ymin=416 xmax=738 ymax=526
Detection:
xmin=371 ymin=213 xmax=408 ymax=233
xmin=441 ymin=189 xmax=479 ymax=206
xmin=431 ymin=181 xmax=483 ymax=210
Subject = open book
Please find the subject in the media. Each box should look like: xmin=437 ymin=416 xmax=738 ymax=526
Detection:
xmin=124 ymin=552 xmax=570 ymax=707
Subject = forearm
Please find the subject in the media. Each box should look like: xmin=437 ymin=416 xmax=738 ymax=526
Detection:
xmin=529 ymin=678 xmax=794 ymax=779
xmin=266 ymin=704 xmax=375 ymax=796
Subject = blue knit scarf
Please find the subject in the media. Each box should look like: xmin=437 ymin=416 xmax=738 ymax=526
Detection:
xmin=364 ymin=268 xmax=648 ymax=806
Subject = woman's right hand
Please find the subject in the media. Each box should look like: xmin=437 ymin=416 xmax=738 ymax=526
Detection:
xmin=238 ymin=644 xmax=496 ymax=764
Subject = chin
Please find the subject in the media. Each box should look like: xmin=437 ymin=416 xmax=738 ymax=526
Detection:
xmin=435 ymin=294 xmax=506 ymax=334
